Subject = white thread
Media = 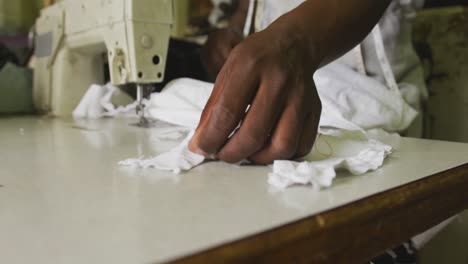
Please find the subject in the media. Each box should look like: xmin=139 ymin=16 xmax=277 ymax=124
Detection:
xmin=371 ymin=25 xmax=401 ymax=95
xmin=352 ymin=44 xmax=367 ymax=75
xmin=243 ymin=0 xmax=256 ymax=37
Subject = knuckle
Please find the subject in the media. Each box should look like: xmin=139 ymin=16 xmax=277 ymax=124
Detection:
xmin=269 ymin=68 xmax=288 ymax=88
xmin=210 ymin=104 xmax=237 ymax=131
xmin=261 ymin=69 xmax=287 ymax=99
xmin=272 ymin=137 xmax=297 ymax=159
xmin=275 ymin=68 xmax=289 ymax=84
xmin=229 ymin=45 xmax=244 ymax=60
xmin=244 ymin=55 xmax=258 ymax=72
xmin=218 ymin=133 xmax=267 ymax=164
xmin=244 ymin=131 xmax=268 ymax=150
xmin=230 ymin=44 xmax=258 ymax=69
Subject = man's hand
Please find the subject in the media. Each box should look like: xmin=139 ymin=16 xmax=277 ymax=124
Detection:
xmin=190 ymin=26 xmax=322 ymax=164
xmin=191 ymin=0 xmax=391 ymax=164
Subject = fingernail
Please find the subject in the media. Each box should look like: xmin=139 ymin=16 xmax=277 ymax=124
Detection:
xmin=188 ymin=139 xmax=213 ymax=158
xmin=192 ymin=147 xmax=217 ymax=160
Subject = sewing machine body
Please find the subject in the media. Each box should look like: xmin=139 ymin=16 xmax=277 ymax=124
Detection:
xmin=33 ymin=0 xmax=173 ymax=116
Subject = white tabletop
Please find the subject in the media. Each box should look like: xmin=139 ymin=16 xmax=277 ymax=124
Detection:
xmin=1 ymin=117 xmax=467 ymax=264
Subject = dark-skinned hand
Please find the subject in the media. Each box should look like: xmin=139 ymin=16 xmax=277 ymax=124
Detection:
xmin=190 ymin=26 xmax=322 ymax=165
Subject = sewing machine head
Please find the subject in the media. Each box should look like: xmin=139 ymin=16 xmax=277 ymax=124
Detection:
xmin=33 ymin=0 xmax=173 ymax=117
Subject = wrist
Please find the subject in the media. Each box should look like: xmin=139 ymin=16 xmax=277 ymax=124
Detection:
xmin=228 ymin=0 xmax=250 ymax=33
xmin=265 ymin=16 xmax=322 ymax=71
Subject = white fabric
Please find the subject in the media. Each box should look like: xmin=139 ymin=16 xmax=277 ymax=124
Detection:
xmin=145 ymin=65 xmax=417 ymax=133
xmin=268 ymin=132 xmax=393 ymax=190
xmin=73 ymin=83 xmax=138 ymax=119
xmin=73 ymin=84 xmax=111 ymax=119
xmin=146 ymin=78 xmax=212 ymax=128
xmin=116 ymin=75 xmax=415 ymax=189
xmin=316 ymin=63 xmax=417 ymax=132
xmin=119 ymin=131 xmax=205 ymax=174
xmin=75 ymin=66 xmax=418 ymax=133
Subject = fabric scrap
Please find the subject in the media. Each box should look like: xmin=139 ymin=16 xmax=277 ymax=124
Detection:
xmin=119 ymin=131 xmax=205 ymax=174
xmin=73 ymin=83 xmax=136 ymax=119
xmin=268 ymin=139 xmax=392 ymax=190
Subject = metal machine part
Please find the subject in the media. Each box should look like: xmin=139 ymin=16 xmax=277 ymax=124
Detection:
xmin=135 ymin=84 xmax=154 ymax=127
xmin=33 ymin=0 xmax=173 ymax=120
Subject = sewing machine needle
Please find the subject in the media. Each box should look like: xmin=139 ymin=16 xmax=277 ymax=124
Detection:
xmin=137 ymin=85 xmax=142 ymax=103
xmin=136 ymin=85 xmax=149 ymax=126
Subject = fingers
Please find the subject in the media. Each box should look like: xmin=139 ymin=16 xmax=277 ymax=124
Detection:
xmin=217 ymin=73 xmax=288 ymax=163
xmin=248 ymin=100 xmax=304 ymax=165
xmin=194 ymin=30 xmax=322 ymax=164
xmin=249 ymin=83 xmax=321 ymax=164
xmin=190 ymin=51 xmax=260 ymax=156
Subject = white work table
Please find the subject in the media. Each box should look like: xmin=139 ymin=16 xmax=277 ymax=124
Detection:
xmin=1 ymin=116 xmax=467 ymax=264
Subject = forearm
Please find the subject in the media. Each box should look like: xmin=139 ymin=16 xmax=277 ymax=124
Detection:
xmin=269 ymin=0 xmax=391 ymax=68
xmin=228 ymin=0 xmax=250 ymax=32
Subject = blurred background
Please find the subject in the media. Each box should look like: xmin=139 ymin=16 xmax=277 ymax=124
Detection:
xmin=0 ymin=0 xmax=216 ymax=64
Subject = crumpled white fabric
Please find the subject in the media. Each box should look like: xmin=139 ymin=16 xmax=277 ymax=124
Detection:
xmin=119 ymin=131 xmax=204 ymax=174
xmin=73 ymin=83 xmax=137 ymax=119
xmin=268 ymin=138 xmax=393 ymax=190
xmin=144 ymin=64 xmax=417 ymax=133
xmin=115 ymin=63 xmax=416 ymax=189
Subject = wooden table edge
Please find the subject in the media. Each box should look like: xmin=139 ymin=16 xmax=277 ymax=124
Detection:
xmin=168 ymin=162 xmax=468 ymax=264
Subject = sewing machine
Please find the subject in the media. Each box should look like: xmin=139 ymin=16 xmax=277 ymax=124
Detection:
xmin=33 ymin=0 xmax=173 ymax=121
